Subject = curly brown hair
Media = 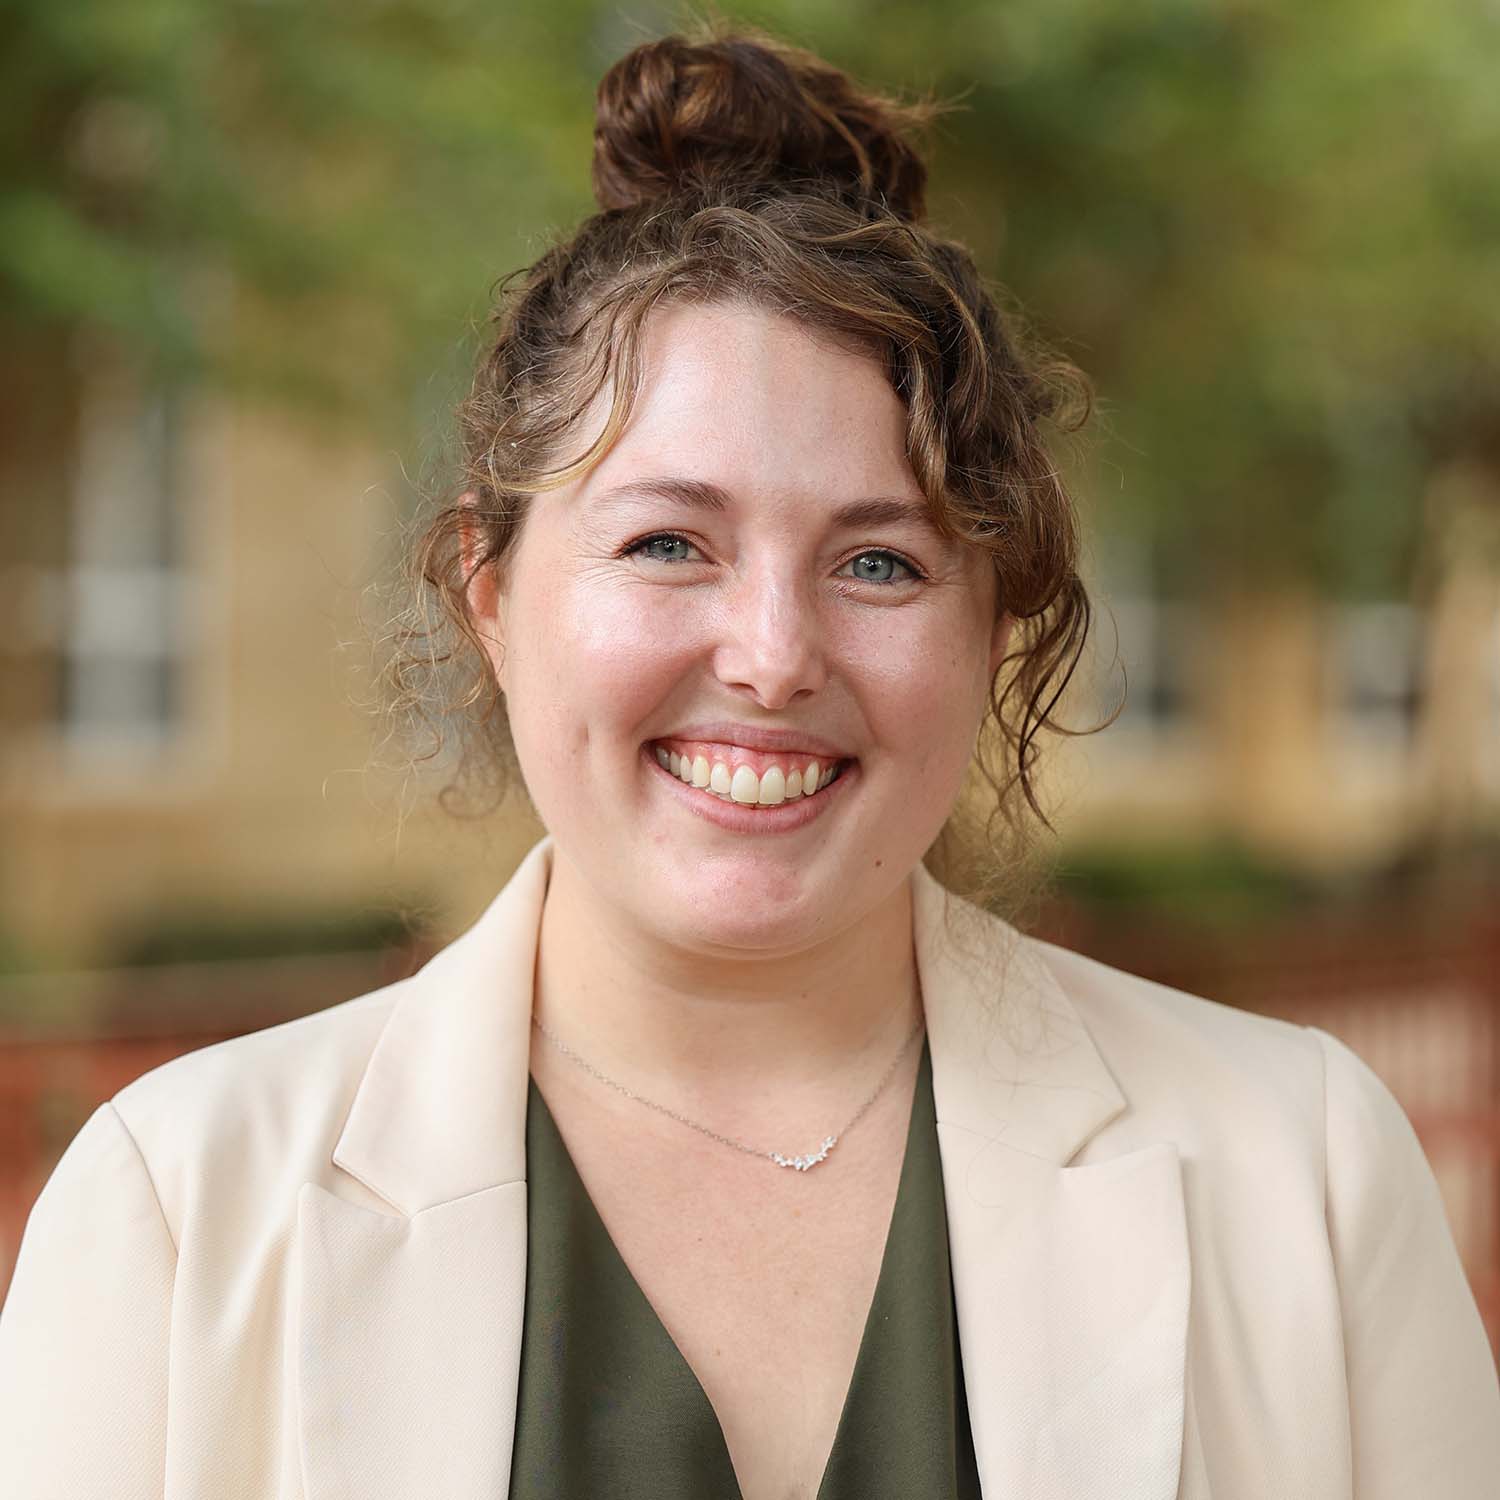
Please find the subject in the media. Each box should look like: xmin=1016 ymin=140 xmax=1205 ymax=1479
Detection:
xmin=375 ymin=14 xmax=1113 ymax=923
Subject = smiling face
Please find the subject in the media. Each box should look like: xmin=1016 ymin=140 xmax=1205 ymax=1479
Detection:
xmin=472 ymin=299 xmax=1012 ymax=956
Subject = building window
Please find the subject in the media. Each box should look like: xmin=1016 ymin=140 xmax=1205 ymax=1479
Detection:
xmin=1325 ymin=600 xmax=1423 ymax=751
xmin=1084 ymin=533 xmax=1201 ymax=742
xmin=1486 ymin=605 xmax=1500 ymax=800
xmin=1098 ymin=594 xmax=1199 ymax=739
xmin=48 ymin=354 xmax=194 ymax=765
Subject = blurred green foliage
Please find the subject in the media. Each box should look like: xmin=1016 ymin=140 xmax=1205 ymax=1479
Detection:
xmin=3 ymin=0 xmax=1496 ymax=594
xmin=1050 ymin=834 xmax=1327 ymax=928
xmin=0 ymin=925 xmax=40 ymax=976
xmin=1050 ymin=825 xmax=1500 ymax=931
xmin=1 ymin=0 xmax=606 ymax=420
xmin=105 ymin=902 xmax=419 ymax=967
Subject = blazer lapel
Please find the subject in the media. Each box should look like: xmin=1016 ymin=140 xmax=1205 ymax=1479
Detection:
xmin=293 ymin=839 xmax=1189 ymax=1500
xmin=293 ymin=837 xmax=554 ymax=1500
xmin=915 ymin=864 xmax=1191 ymax=1500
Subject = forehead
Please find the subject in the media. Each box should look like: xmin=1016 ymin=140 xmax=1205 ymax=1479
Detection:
xmin=574 ymin=301 xmax=918 ymax=510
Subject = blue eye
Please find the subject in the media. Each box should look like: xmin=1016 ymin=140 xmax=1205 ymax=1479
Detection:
xmin=623 ymin=533 xmax=700 ymax=563
xmin=621 ymin=534 xmax=926 ymax=585
xmin=840 ymin=550 xmax=922 ymax=585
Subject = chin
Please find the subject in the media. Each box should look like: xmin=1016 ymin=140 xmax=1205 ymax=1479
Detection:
xmin=646 ymin=887 xmax=830 ymax=956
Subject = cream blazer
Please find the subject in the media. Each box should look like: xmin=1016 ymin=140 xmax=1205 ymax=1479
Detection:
xmin=2 ymin=834 xmax=1497 ymax=1499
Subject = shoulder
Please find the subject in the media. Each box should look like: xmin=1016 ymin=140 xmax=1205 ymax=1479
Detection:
xmin=1022 ymin=932 xmax=1329 ymax=1155
xmin=1012 ymin=941 xmax=1500 ymax=1478
xmin=1026 ymin=929 xmax=1452 ymax=1215
xmin=1020 ymin=932 xmax=1456 ymax=1300
xmin=99 ymin=978 xmax=409 ymax=1243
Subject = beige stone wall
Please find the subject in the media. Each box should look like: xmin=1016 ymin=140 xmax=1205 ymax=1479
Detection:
xmin=0 ymin=382 xmax=541 ymax=965
xmin=3 ymin=384 xmax=1496 ymax=964
xmin=1062 ymin=566 xmax=1500 ymax=868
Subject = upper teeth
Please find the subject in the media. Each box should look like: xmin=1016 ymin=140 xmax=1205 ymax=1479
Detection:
xmin=653 ymin=745 xmax=842 ymax=805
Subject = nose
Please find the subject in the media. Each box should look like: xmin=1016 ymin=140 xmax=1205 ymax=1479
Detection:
xmin=711 ymin=559 xmax=829 ymax=710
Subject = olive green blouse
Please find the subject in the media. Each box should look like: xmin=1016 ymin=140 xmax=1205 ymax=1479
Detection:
xmin=507 ymin=1036 xmax=983 ymax=1498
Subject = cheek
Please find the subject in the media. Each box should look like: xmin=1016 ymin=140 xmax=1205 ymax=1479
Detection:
xmin=848 ymin=623 xmax=992 ymax=835
xmin=845 ymin=615 xmax=990 ymax=739
xmin=563 ymin=590 xmax=658 ymax=663
xmin=509 ymin=576 xmax=684 ymax=744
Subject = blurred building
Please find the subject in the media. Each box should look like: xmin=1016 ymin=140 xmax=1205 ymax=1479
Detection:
xmin=1068 ymin=524 xmax=1500 ymax=866
xmin=0 ymin=333 xmax=540 ymax=973
xmin=2 ymin=319 xmax=1498 ymax=1349
xmin=4 ymin=342 xmax=1498 ymax=966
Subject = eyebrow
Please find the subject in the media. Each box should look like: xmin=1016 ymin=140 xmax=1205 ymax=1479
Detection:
xmin=589 ymin=476 xmax=945 ymax=537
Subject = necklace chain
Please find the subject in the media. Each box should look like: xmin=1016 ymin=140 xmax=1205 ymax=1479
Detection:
xmin=530 ymin=1009 xmax=926 ymax=1172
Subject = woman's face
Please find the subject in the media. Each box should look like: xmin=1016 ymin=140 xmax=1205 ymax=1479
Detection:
xmin=476 ymin=300 xmax=1012 ymax=955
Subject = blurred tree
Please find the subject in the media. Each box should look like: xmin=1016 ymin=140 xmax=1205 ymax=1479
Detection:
xmin=856 ymin=0 xmax=1500 ymax=601
xmin=2 ymin=0 xmax=1495 ymax=590
xmin=0 ymin=0 xmax=614 ymax=426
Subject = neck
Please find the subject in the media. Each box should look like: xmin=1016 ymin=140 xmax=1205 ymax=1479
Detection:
xmin=531 ymin=847 xmax=922 ymax=1118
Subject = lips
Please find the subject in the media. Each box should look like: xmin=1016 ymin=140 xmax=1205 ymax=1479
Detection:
xmin=644 ymin=739 xmax=857 ymax=830
xmin=652 ymin=721 xmax=853 ymax=762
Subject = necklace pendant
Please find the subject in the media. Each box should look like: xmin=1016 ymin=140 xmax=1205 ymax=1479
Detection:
xmin=770 ymin=1135 xmax=838 ymax=1172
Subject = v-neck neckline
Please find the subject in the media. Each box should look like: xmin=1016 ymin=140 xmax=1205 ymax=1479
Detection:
xmin=517 ymin=1036 xmax=937 ymax=1499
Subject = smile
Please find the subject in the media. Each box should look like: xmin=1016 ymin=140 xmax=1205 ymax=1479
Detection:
xmin=650 ymin=738 xmax=849 ymax=806
xmin=644 ymin=738 xmax=856 ymax=832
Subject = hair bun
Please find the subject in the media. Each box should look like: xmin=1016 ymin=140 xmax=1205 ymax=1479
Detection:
xmin=591 ymin=24 xmax=942 ymax=222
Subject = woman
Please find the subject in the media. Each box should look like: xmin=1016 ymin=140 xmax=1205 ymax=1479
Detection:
xmin=2 ymin=19 xmax=1497 ymax=1500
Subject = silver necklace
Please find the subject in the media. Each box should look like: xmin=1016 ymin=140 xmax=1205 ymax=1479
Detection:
xmin=530 ymin=1010 xmax=926 ymax=1172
